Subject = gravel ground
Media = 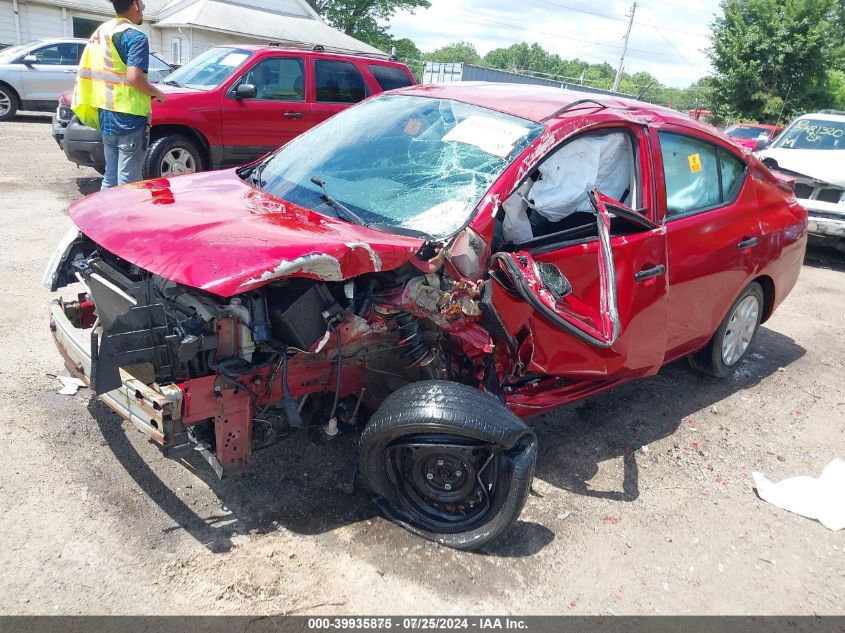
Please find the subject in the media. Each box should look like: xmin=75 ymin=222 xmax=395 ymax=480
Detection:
xmin=0 ymin=114 xmax=843 ymax=616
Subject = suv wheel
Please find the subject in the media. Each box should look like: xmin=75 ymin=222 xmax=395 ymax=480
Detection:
xmin=359 ymin=380 xmax=537 ymax=551
xmin=0 ymin=84 xmax=19 ymax=122
xmin=144 ymin=134 xmax=204 ymax=178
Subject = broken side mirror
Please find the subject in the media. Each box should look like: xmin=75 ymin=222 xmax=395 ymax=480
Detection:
xmin=235 ymin=83 xmax=257 ymax=99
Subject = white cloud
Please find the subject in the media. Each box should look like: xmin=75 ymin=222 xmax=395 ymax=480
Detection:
xmin=387 ymin=0 xmax=723 ymax=87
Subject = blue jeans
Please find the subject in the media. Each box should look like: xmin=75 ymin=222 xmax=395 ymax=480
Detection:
xmin=101 ymin=126 xmax=146 ymax=190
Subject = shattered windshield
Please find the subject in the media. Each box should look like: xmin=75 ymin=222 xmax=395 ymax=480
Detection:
xmin=770 ymin=118 xmax=845 ymax=150
xmin=255 ymin=94 xmax=544 ymax=239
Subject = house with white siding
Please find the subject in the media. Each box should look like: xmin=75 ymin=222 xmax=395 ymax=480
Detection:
xmin=0 ymin=0 xmax=383 ymax=64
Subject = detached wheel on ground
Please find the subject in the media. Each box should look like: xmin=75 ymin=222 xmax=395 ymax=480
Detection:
xmin=144 ymin=134 xmax=204 ymax=178
xmin=689 ymin=281 xmax=764 ymax=378
xmin=359 ymin=380 xmax=537 ymax=551
xmin=0 ymin=84 xmax=19 ymax=122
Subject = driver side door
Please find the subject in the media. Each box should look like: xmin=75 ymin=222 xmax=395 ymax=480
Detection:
xmin=486 ymin=125 xmax=669 ymax=381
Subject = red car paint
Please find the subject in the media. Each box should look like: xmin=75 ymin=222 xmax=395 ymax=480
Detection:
xmin=53 ymin=83 xmax=806 ymax=493
xmin=70 ymin=174 xmax=424 ymax=296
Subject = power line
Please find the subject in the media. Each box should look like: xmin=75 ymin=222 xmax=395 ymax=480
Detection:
xmin=641 ymin=14 xmax=701 ymax=69
xmin=532 ymin=0 xmax=710 ymax=37
xmin=642 ymin=0 xmax=717 ymax=15
xmin=455 ymin=9 xmax=698 ymax=60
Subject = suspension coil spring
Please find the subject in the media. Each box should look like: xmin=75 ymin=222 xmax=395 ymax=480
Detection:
xmin=392 ymin=312 xmax=435 ymax=368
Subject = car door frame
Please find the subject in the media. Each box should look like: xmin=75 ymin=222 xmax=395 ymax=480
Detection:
xmin=482 ymin=118 xmax=670 ymax=382
xmin=17 ymin=42 xmax=81 ymax=108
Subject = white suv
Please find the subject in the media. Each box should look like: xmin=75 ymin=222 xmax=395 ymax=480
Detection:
xmin=757 ymin=110 xmax=845 ymax=248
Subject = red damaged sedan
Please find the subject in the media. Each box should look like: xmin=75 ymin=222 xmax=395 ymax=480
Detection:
xmin=44 ymin=83 xmax=806 ymax=550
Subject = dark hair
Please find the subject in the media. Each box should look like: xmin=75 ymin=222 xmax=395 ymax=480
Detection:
xmin=111 ymin=0 xmax=135 ymax=13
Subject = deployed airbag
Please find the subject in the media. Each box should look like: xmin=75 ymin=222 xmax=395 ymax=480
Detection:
xmin=530 ymin=133 xmax=632 ymax=222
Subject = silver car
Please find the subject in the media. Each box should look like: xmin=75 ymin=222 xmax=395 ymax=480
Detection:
xmin=0 ymin=38 xmax=173 ymax=121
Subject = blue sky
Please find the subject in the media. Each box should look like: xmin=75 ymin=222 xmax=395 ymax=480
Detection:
xmin=388 ymin=0 xmax=725 ymax=88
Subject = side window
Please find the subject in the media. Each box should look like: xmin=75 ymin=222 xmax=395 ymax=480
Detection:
xmin=718 ymin=147 xmax=747 ymax=201
xmin=315 ymin=60 xmax=367 ymax=103
xmin=368 ymin=64 xmax=413 ymax=91
xmin=240 ymin=57 xmax=305 ymax=101
xmin=31 ymin=43 xmax=79 ymax=65
xmin=659 ymin=132 xmax=721 ymax=218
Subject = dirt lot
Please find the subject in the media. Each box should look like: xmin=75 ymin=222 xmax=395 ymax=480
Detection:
xmin=0 ymin=114 xmax=843 ymax=616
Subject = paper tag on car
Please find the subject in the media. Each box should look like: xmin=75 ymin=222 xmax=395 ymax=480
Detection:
xmin=220 ymin=53 xmax=249 ymax=67
xmin=688 ymin=153 xmax=702 ymax=173
xmin=444 ymin=115 xmax=529 ymax=158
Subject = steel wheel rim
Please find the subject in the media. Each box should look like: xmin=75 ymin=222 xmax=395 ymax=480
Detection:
xmin=160 ymin=147 xmax=196 ymax=176
xmin=384 ymin=436 xmax=498 ymax=533
xmin=721 ymin=295 xmax=759 ymax=366
xmin=0 ymin=91 xmax=11 ymax=117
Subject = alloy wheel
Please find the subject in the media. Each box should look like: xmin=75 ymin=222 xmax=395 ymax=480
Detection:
xmin=0 ymin=90 xmax=11 ymax=117
xmin=160 ymin=147 xmax=197 ymax=176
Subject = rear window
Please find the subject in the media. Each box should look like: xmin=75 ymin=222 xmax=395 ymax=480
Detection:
xmin=315 ymin=60 xmax=367 ymax=103
xmin=368 ymin=64 xmax=413 ymax=91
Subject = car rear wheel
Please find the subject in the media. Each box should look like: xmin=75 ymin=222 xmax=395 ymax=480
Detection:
xmin=358 ymin=380 xmax=537 ymax=551
xmin=144 ymin=134 xmax=204 ymax=178
xmin=0 ymin=84 xmax=19 ymax=122
xmin=689 ymin=282 xmax=764 ymax=378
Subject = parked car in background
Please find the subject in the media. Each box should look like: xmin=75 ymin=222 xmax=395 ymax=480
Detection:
xmin=756 ymin=110 xmax=845 ymax=249
xmin=0 ymin=39 xmax=86 ymax=121
xmin=56 ymin=44 xmax=415 ymax=178
xmin=725 ymin=122 xmax=783 ymax=151
xmin=45 ymin=83 xmax=806 ymax=550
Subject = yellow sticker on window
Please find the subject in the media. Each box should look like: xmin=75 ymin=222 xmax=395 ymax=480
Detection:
xmin=688 ymin=153 xmax=702 ymax=173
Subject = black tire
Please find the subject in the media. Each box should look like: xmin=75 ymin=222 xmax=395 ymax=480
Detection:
xmin=0 ymin=83 xmax=19 ymax=122
xmin=689 ymin=282 xmax=764 ymax=378
xmin=143 ymin=133 xmax=204 ymax=179
xmin=359 ymin=380 xmax=537 ymax=551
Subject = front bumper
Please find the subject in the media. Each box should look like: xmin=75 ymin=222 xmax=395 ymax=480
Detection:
xmin=51 ymin=113 xmax=66 ymax=148
xmin=49 ymin=298 xmax=183 ymax=447
xmin=799 ymin=199 xmax=845 ymax=239
xmin=62 ymin=117 xmax=105 ymax=171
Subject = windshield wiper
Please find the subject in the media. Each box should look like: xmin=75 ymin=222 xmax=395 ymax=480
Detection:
xmin=163 ymin=79 xmax=183 ymax=87
xmin=250 ymin=156 xmax=270 ymax=190
xmin=310 ymin=176 xmax=366 ymax=226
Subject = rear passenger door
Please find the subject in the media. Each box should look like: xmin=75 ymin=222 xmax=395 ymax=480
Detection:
xmin=221 ymin=53 xmax=312 ymax=163
xmin=310 ymin=58 xmax=370 ymax=126
xmin=653 ymin=128 xmax=761 ymax=361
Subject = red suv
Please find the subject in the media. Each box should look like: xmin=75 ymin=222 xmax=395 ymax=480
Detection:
xmin=54 ymin=44 xmax=415 ymax=177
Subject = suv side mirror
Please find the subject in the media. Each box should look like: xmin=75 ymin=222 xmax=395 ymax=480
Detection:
xmin=22 ymin=54 xmax=38 ymax=64
xmin=235 ymin=83 xmax=257 ymax=99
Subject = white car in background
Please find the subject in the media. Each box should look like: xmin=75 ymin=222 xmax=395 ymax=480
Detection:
xmin=757 ymin=110 xmax=845 ymax=250
xmin=0 ymin=38 xmax=172 ymax=122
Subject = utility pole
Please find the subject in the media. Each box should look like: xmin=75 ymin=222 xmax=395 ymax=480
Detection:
xmin=612 ymin=2 xmax=637 ymax=93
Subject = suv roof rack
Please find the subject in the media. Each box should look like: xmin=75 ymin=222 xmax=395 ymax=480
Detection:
xmin=818 ymin=109 xmax=845 ymax=116
xmin=263 ymin=40 xmax=396 ymax=61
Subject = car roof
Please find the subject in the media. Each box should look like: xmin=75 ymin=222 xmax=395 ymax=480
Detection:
xmin=389 ymin=81 xmax=713 ymax=129
xmin=794 ymin=111 xmax=845 ymax=123
xmin=215 ymin=43 xmax=407 ymax=66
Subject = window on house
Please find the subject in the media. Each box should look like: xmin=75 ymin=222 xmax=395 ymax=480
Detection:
xmin=72 ymin=17 xmax=100 ymax=39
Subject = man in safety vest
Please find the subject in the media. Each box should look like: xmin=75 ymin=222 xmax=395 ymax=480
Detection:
xmin=72 ymin=0 xmax=166 ymax=189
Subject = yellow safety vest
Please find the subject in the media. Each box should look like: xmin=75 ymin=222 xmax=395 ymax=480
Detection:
xmin=72 ymin=18 xmax=151 ymax=130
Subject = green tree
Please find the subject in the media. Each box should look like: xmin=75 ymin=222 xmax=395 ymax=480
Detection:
xmin=424 ymin=42 xmax=481 ymax=64
xmin=306 ymin=0 xmax=430 ymax=49
xmin=708 ymin=0 xmax=841 ymax=122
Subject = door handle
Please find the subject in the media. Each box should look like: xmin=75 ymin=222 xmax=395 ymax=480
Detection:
xmin=284 ymin=112 xmax=303 ymax=119
xmin=634 ymin=264 xmax=666 ymax=282
xmin=737 ymin=236 xmax=759 ymax=249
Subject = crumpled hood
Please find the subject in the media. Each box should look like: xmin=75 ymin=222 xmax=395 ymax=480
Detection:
xmin=757 ymin=147 xmax=845 ymax=187
xmin=69 ymin=170 xmax=424 ymax=297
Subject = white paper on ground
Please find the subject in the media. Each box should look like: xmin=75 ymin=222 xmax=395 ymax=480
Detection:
xmin=752 ymin=459 xmax=845 ymax=531
xmin=54 ymin=375 xmax=87 ymax=396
